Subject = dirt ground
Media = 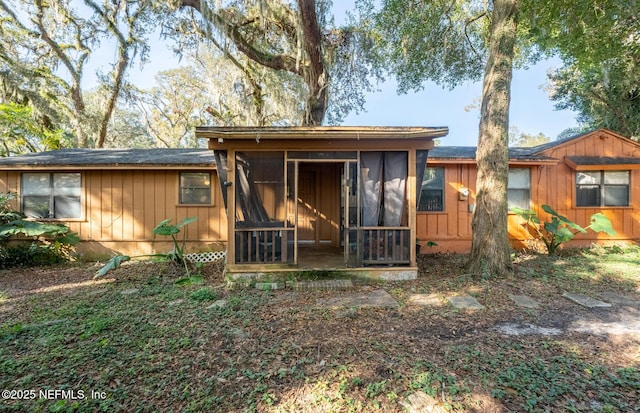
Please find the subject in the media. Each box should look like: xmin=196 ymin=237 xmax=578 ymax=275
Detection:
xmin=1 ymin=253 xmax=639 ymax=412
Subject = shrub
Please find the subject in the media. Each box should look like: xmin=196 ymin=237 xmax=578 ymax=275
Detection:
xmin=0 ymin=192 xmax=79 ymax=268
xmin=512 ymin=205 xmax=616 ymax=254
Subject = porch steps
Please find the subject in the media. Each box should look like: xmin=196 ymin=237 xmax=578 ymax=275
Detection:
xmin=253 ymin=279 xmax=354 ymax=291
xmin=291 ymin=279 xmax=354 ymax=291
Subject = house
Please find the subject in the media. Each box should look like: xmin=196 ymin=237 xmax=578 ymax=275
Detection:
xmin=0 ymin=127 xmax=637 ymax=277
xmin=0 ymin=126 xmax=447 ymax=280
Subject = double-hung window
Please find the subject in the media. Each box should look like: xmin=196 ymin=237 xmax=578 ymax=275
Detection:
xmin=21 ymin=173 xmax=82 ymax=219
xmin=179 ymin=172 xmax=212 ymax=205
xmin=576 ymin=171 xmax=629 ymax=207
xmin=507 ymin=168 xmax=531 ymax=209
xmin=418 ymin=167 xmax=444 ymax=212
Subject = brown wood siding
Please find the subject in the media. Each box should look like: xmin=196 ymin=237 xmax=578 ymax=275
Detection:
xmin=2 ymin=169 xmax=225 ymax=257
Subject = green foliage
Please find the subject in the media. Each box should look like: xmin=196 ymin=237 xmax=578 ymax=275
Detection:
xmin=189 ymin=287 xmax=217 ymax=302
xmin=0 ymin=103 xmax=69 ymax=155
xmin=512 ymin=204 xmax=616 ymax=254
xmin=0 ymin=193 xmax=78 ymax=268
xmin=95 ymin=217 xmax=197 ymax=278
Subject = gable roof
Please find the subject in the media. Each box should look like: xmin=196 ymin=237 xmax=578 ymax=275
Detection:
xmin=0 ymin=148 xmax=215 ymax=170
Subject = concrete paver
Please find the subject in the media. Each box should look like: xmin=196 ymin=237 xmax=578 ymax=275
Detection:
xmin=508 ymin=294 xmax=541 ymax=309
xmin=447 ymin=295 xmax=485 ymax=310
xmin=562 ymin=292 xmax=612 ymax=308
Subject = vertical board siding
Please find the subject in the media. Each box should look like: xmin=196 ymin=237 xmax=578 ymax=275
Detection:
xmin=3 ymin=169 xmax=224 ymax=249
xmin=419 ymin=131 xmax=640 ymax=251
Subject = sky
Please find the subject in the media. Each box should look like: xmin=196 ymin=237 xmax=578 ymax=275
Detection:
xmin=109 ymin=2 xmax=579 ymax=148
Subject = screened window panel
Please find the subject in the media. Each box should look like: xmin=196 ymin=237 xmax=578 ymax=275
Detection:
xmin=507 ymin=189 xmax=530 ymax=209
xmin=22 ymin=173 xmax=81 ymax=219
xmin=576 ymin=171 xmax=601 ymax=185
xmin=576 ymin=185 xmax=601 ymax=207
xmin=507 ymin=168 xmax=530 ymax=209
xmin=604 ymin=171 xmax=629 ymax=185
xmin=23 ymin=196 xmax=50 ymax=218
xmin=54 ymin=196 xmax=81 ymax=218
xmin=54 ymin=173 xmax=81 ymax=196
xmin=179 ymin=172 xmax=211 ymax=204
xmin=604 ymin=186 xmax=629 ymax=206
xmin=418 ymin=167 xmax=444 ymax=212
xmin=22 ymin=173 xmax=50 ymax=196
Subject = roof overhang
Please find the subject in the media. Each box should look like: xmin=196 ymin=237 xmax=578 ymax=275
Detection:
xmin=197 ymin=126 xmax=449 ymax=142
xmin=564 ymin=156 xmax=640 ymax=170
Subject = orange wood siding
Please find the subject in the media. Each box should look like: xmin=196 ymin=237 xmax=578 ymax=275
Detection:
xmin=418 ymin=163 xmax=476 ymax=252
xmin=419 ymin=130 xmax=640 ymax=252
xmin=535 ymin=131 xmax=640 ymax=245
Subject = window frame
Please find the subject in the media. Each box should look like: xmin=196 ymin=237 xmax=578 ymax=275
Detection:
xmin=418 ymin=166 xmax=445 ymax=212
xmin=575 ymin=170 xmax=630 ymax=207
xmin=178 ymin=172 xmax=213 ymax=205
xmin=507 ymin=168 xmax=531 ymax=210
xmin=20 ymin=172 xmax=82 ymax=220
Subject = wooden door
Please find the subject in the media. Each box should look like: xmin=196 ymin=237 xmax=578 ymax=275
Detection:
xmin=297 ymin=170 xmax=317 ymax=243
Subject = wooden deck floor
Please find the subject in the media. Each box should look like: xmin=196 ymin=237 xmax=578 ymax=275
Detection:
xmin=297 ymin=245 xmax=345 ymax=269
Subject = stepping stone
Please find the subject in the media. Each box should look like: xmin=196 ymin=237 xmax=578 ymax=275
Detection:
xmin=167 ymin=299 xmax=184 ymax=306
xmin=207 ymin=299 xmax=227 ymax=310
xmin=120 ymin=288 xmax=139 ymax=296
xmin=255 ymin=282 xmax=285 ymax=290
xmin=407 ymin=293 xmax=443 ymax=307
xmin=293 ymin=279 xmax=353 ymax=291
xmin=401 ymin=391 xmax=447 ymax=413
xmin=494 ymin=322 xmax=562 ymax=336
xmin=508 ymin=294 xmax=541 ymax=309
xmin=563 ymin=292 xmax=611 ymax=308
xmin=448 ymin=295 xmax=484 ymax=310
xmin=316 ymin=289 xmax=398 ymax=308
xmin=597 ymin=291 xmax=638 ymax=306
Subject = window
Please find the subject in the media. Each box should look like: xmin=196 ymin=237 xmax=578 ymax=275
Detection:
xmin=21 ymin=173 xmax=81 ymax=219
xmin=418 ymin=167 xmax=444 ymax=211
xmin=179 ymin=172 xmax=211 ymax=205
xmin=507 ymin=168 xmax=530 ymax=209
xmin=576 ymin=171 xmax=629 ymax=207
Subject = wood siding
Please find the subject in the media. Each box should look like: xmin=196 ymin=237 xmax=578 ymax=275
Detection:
xmin=420 ymin=130 xmax=640 ymax=253
xmin=0 ymin=169 xmax=226 ymax=258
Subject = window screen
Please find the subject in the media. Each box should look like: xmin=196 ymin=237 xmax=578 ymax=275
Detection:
xmin=179 ymin=172 xmax=211 ymax=205
xmin=576 ymin=171 xmax=629 ymax=207
xmin=22 ymin=173 xmax=81 ymax=219
xmin=507 ymin=168 xmax=530 ymax=209
xmin=418 ymin=167 xmax=444 ymax=212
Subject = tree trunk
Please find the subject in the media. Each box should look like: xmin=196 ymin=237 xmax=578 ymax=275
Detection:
xmin=297 ymin=0 xmax=327 ymax=126
xmin=465 ymin=0 xmax=517 ymax=277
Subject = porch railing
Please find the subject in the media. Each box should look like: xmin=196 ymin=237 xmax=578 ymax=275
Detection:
xmin=234 ymin=226 xmax=294 ymax=264
xmin=359 ymin=227 xmax=410 ymax=265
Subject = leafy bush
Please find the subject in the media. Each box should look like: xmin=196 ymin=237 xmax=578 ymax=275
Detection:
xmin=0 ymin=193 xmax=79 ymax=268
xmin=95 ymin=217 xmax=197 ymax=278
xmin=512 ymin=205 xmax=616 ymax=254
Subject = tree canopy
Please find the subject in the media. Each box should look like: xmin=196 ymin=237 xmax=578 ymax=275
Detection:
xmin=167 ymin=0 xmax=381 ymax=126
xmin=0 ymin=0 xmax=157 ymax=147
